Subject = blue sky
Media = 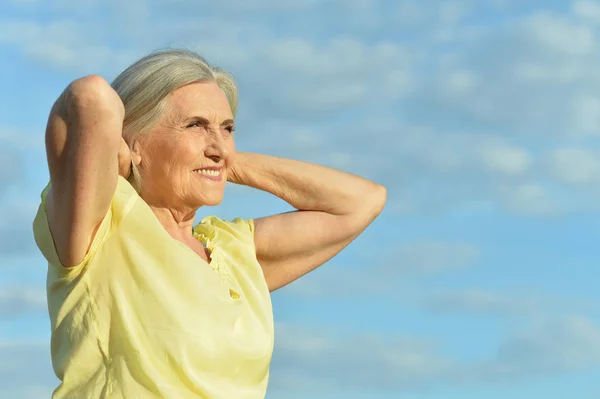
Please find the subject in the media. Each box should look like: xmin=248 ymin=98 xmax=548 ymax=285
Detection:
xmin=1 ymin=0 xmax=600 ymax=398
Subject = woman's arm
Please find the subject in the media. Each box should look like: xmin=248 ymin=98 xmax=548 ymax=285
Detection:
xmin=228 ymin=152 xmax=386 ymax=291
xmin=45 ymin=75 xmax=125 ymax=267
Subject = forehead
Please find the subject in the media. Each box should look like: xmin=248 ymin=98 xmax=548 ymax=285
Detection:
xmin=167 ymin=81 xmax=232 ymax=119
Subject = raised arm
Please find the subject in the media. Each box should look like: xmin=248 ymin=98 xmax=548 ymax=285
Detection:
xmin=45 ymin=75 xmax=125 ymax=267
xmin=228 ymin=152 xmax=386 ymax=292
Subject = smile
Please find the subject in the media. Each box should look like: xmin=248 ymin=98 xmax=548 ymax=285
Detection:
xmin=193 ymin=168 xmax=223 ymax=181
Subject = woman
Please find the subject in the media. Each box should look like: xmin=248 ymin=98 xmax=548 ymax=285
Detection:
xmin=33 ymin=49 xmax=386 ymax=398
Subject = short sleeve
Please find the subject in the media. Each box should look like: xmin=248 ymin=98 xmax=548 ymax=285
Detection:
xmin=32 ymin=176 xmax=137 ymax=276
xmin=32 ymin=182 xmax=112 ymax=276
xmin=196 ymin=216 xmax=255 ymax=246
xmin=194 ymin=216 xmax=268 ymax=298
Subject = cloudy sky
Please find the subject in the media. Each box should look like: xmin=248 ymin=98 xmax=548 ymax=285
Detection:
xmin=1 ymin=0 xmax=600 ymax=397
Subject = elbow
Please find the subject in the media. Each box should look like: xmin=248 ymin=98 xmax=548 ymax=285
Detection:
xmin=347 ymin=183 xmax=387 ymax=227
xmin=332 ymin=183 xmax=386 ymax=238
xmin=53 ymin=75 xmax=125 ymax=147
xmin=369 ymin=183 xmax=387 ymax=218
xmin=65 ymin=75 xmax=125 ymax=119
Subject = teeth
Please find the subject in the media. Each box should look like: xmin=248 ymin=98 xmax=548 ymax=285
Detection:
xmin=195 ymin=169 xmax=221 ymax=177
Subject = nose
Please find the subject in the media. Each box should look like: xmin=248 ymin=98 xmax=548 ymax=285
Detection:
xmin=204 ymin=128 xmax=229 ymax=162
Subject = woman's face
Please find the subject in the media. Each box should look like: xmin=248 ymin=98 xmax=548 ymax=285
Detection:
xmin=137 ymin=81 xmax=236 ymax=210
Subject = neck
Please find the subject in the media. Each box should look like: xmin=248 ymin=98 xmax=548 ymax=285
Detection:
xmin=148 ymin=204 xmax=198 ymax=241
xmin=139 ymin=184 xmax=200 ymax=240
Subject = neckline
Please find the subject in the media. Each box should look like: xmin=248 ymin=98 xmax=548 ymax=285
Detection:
xmin=192 ymin=229 xmax=213 ymax=263
xmin=135 ymin=193 xmax=231 ymax=282
xmin=190 ymin=227 xmax=231 ymax=281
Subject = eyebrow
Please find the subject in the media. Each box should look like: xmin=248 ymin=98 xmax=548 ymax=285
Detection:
xmin=184 ymin=116 xmax=235 ymax=126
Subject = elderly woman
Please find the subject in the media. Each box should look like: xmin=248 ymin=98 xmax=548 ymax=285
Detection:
xmin=32 ymin=49 xmax=386 ymax=398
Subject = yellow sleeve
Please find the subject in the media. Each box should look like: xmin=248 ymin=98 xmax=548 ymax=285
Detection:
xmin=198 ymin=216 xmax=255 ymax=246
xmin=32 ymin=182 xmax=113 ymax=276
xmin=32 ymin=176 xmax=137 ymax=276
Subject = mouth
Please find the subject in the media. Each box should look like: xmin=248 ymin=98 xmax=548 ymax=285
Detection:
xmin=193 ymin=167 xmax=223 ymax=181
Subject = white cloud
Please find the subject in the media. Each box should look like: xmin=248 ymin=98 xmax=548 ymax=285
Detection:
xmin=571 ymin=94 xmax=600 ymax=133
xmin=522 ymin=12 xmax=594 ymax=56
xmin=475 ymin=316 xmax=600 ymax=379
xmin=283 ymin=263 xmax=394 ymax=299
xmin=573 ymin=0 xmax=600 ymax=24
xmin=162 ymin=0 xmax=319 ymax=12
xmin=5 ymin=0 xmax=40 ymax=4
xmin=0 ymin=127 xmax=43 ymax=151
xmin=423 ymin=289 xmax=597 ymax=318
xmin=0 ymin=148 xmax=21 ymax=191
xmin=442 ymin=69 xmax=479 ymax=95
xmin=0 ymin=130 xmax=45 ymax=258
xmin=284 ymin=241 xmax=479 ymax=300
xmin=424 ymin=290 xmax=541 ymax=316
xmin=270 ymin=316 xmax=600 ymax=394
xmin=0 ymin=19 xmax=136 ymax=73
xmin=0 ymin=199 xmax=40 ymax=256
xmin=0 ymin=341 xmax=56 ymax=399
xmin=480 ymin=145 xmax=532 ymax=176
xmin=435 ymin=0 xmax=472 ymax=41
xmin=1 ymin=2 xmax=600 ymax=396
xmin=5 ymin=0 xmax=600 ymax=220
xmin=494 ymin=182 xmax=560 ymax=216
xmin=270 ymin=323 xmax=451 ymax=393
xmin=438 ymin=0 xmax=470 ymax=26
xmin=265 ymin=36 xmax=406 ymax=81
xmin=403 ymin=6 xmax=600 ymax=141
xmin=395 ymin=1 xmax=426 ymax=28
xmin=386 ymin=241 xmax=479 ymax=275
xmin=545 ymin=148 xmax=600 ymax=186
xmin=244 ymin=36 xmax=414 ymax=114
xmin=3 ymin=316 xmax=599 ymax=396
xmin=0 ymin=286 xmax=46 ymax=315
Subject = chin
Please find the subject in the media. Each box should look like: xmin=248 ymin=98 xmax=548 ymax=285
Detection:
xmin=198 ymin=194 xmax=225 ymax=207
xmin=201 ymin=199 xmax=223 ymax=207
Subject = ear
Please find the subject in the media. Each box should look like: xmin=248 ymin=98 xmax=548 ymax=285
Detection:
xmin=131 ymin=141 xmax=142 ymax=167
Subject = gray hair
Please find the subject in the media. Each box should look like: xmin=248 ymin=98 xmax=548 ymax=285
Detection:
xmin=111 ymin=48 xmax=238 ymax=191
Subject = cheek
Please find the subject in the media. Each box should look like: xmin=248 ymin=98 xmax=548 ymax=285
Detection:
xmin=144 ymin=143 xmax=193 ymax=180
xmin=226 ymin=150 xmax=237 ymax=168
xmin=167 ymin=139 xmax=199 ymax=170
xmin=226 ymin=140 xmax=236 ymax=163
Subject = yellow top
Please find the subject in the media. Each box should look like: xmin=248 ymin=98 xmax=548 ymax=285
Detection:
xmin=32 ymin=176 xmax=274 ymax=399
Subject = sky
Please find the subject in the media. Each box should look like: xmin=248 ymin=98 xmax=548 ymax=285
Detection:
xmin=1 ymin=0 xmax=600 ymax=398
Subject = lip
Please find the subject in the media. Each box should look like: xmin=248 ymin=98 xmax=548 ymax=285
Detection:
xmin=194 ymin=166 xmax=222 ymax=171
xmin=193 ymin=167 xmax=224 ymax=182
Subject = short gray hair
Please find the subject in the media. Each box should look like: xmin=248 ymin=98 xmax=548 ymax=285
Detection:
xmin=111 ymin=48 xmax=238 ymax=191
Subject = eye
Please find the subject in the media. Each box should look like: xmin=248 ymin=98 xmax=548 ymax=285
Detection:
xmin=187 ymin=121 xmax=202 ymax=129
xmin=224 ymin=126 xmax=235 ymax=135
